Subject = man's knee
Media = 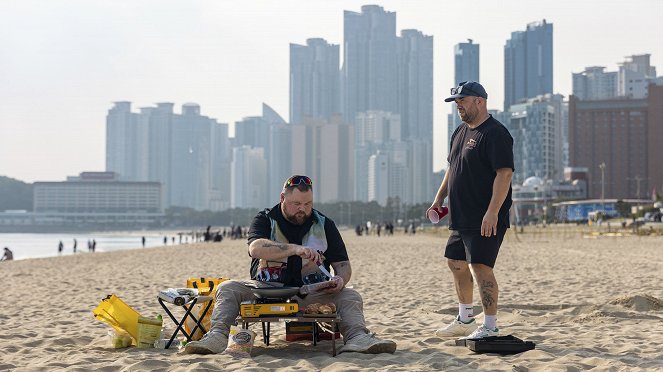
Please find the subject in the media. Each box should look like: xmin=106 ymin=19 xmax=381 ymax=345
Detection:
xmin=215 ymin=280 xmax=247 ymax=301
xmin=447 ymin=259 xmax=469 ymax=273
xmin=469 ymin=263 xmax=494 ymax=277
xmin=335 ymin=288 xmax=363 ymax=307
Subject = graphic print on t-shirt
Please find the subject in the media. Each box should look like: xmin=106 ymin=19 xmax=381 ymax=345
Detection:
xmin=465 ymin=137 xmax=477 ymax=150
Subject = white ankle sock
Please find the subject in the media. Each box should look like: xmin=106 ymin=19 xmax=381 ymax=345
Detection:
xmin=459 ymin=303 xmax=474 ymax=322
xmin=484 ymin=315 xmax=497 ymax=330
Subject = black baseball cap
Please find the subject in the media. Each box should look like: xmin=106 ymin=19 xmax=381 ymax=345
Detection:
xmin=444 ymin=81 xmax=488 ymax=102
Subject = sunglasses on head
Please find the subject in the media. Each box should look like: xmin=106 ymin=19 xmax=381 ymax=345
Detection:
xmin=284 ymin=175 xmax=313 ymax=188
xmin=450 ymin=81 xmax=482 ymax=97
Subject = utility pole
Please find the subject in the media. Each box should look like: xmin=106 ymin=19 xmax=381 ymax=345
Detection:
xmin=599 ymin=162 xmax=606 ymax=212
xmin=627 ymin=175 xmax=647 ymax=199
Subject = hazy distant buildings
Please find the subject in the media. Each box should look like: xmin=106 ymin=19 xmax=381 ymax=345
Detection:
xmin=290 ymin=38 xmax=340 ymax=124
xmin=504 ymin=20 xmax=553 ymax=110
xmin=619 ymin=54 xmax=658 ymax=99
xmin=572 ymin=66 xmax=618 ymax=100
xmin=231 ymin=146 xmax=267 ymax=209
xmin=289 ymin=115 xmax=354 ymax=203
xmin=342 ymin=5 xmax=398 ymax=124
xmin=507 ymin=94 xmax=566 ymax=184
xmin=33 ymin=172 xmax=163 ymax=226
xmin=106 ymin=102 xmax=230 ymax=211
xmin=569 ymin=84 xmax=663 ymax=199
xmin=448 ymin=39 xmax=480 ymax=154
xmin=398 ymin=29 xmax=433 ymax=142
xmin=573 ymin=54 xmax=659 ymax=101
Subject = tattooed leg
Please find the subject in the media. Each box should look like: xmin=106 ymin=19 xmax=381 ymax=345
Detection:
xmin=470 ymin=264 xmax=498 ymax=315
xmin=447 ymin=259 xmax=473 ymax=304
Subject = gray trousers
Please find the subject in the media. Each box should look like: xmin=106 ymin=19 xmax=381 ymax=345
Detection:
xmin=208 ymin=280 xmax=368 ymax=341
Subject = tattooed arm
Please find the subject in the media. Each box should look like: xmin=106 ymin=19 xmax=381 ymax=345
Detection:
xmin=317 ymin=260 xmax=352 ymax=294
xmin=249 ymin=238 xmax=322 ymax=262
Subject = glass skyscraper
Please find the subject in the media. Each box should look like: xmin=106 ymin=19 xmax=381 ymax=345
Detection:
xmin=448 ymin=39 xmax=480 ymax=155
xmin=504 ymin=20 xmax=553 ymax=111
xmin=289 ymin=38 xmax=340 ymax=125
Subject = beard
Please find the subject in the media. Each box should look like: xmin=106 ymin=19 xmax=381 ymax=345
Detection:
xmin=283 ymin=209 xmax=311 ymax=225
xmin=458 ymin=108 xmax=476 ymax=123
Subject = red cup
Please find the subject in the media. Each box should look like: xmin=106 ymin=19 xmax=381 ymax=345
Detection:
xmin=428 ymin=206 xmax=449 ymax=224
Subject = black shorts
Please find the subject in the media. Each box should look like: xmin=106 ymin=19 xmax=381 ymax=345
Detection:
xmin=444 ymin=227 xmax=507 ymax=268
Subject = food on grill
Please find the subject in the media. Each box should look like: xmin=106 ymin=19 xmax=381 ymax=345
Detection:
xmin=304 ymin=302 xmax=336 ymax=314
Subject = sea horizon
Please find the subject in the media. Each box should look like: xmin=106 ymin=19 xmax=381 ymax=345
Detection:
xmin=0 ymin=231 xmax=207 ymax=261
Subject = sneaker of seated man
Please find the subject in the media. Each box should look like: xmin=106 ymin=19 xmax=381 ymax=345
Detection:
xmin=183 ymin=175 xmax=396 ymax=355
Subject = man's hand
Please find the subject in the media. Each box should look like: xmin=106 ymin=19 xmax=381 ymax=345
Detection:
xmin=426 ymin=200 xmax=442 ymax=219
xmin=321 ymin=275 xmax=345 ymax=294
xmin=295 ymin=246 xmax=322 ymax=263
xmin=481 ymin=211 xmax=499 ymax=237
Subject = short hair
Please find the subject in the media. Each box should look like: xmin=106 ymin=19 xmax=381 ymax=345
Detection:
xmin=283 ymin=183 xmax=312 ymax=194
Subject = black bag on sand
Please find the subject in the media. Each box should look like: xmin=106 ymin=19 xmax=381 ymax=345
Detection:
xmin=457 ymin=335 xmax=536 ymax=355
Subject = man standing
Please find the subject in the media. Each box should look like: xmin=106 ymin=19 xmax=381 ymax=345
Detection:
xmin=184 ymin=175 xmax=396 ymax=354
xmin=429 ymin=81 xmax=513 ymax=339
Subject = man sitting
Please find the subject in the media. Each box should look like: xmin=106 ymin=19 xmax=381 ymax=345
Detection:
xmin=183 ymin=175 xmax=396 ymax=355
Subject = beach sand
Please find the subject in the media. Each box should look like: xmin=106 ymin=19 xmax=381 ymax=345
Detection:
xmin=1 ymin=227 xmax=662 ymax=371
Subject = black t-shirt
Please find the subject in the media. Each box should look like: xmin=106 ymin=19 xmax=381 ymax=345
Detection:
xmin=247 ymin=204 xmax=349 ymax=287
xmin=447 ymin=115 xmax=514 ymax=230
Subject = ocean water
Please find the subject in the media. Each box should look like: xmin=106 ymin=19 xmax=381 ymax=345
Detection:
xmin=0 ymin=233 xmax=190 ymax=261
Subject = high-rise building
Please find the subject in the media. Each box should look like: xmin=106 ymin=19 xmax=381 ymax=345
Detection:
xmin=504 ymin=20 xmax=553 ymax=111
xmin=569 ymin=84 xmax=663 ymax=199
xmin=106 ymin=102 xmax=228 ymax=211
xmin=619 ymin=54 xmax=658 ymax=99
xmin=317 ymin=116 xmax=355 ymax=203
xmin=289 ymin=115 xmax=354 ymax=203
xmin=106 ymin=102 xmax=149 ymax=182
xmin=354 ymin=111 xmax=400 ymax=202
xmin=572 ymin=66 xmax=618 ymax=100
xmin=448 ymin=39 xmax=480 ymax=155
xmin=290 ymin=38 xmax=340 ymax=125
xmin=398 ymin=29 xmax=433 ymax=141
xmin=231 ymin=146 xmax=268 ymax=209
xmin=507 ymin=94 xmax=566 ymax=184
xmin=342 ymin=5 xmax=398 ymax=124
xmin=368 ymin=151 xmax=390 ymax=205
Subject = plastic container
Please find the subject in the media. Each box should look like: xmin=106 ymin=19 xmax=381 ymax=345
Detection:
xmin=136 ymin=315 xmax=163 ymax=348
xmin=108 ymin=329 xmax=133 ymax=348
xmin=154 ymin=338 xmax=180 ymax=349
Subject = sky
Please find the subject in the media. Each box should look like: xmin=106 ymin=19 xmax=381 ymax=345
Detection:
xmin=1 ymin=0 xmax=662 ymax=183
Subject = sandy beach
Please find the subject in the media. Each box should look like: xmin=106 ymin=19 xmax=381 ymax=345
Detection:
xmin=1 ymin=227 xmax=662 ymax=371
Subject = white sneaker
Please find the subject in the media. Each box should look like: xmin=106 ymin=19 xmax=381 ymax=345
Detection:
xmin=341 ymin=333 xmax=397 ymax=354
xmin=182 ymin=332 xmax=228 ymax=354
xmin=435 ymin=316 xmax=478 ymax=337
xmin=465 ymin=324 xmax=499 ymax=339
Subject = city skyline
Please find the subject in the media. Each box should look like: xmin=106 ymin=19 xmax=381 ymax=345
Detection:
xmin=1 ymin=0 xmax=662 ymax=182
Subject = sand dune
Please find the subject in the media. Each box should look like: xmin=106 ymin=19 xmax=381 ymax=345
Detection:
xmin=1 ymin=228 xmax=662 ymax=371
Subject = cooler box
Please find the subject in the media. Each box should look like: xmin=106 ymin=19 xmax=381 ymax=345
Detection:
xmin=285 ymin=322 xmax=340 ymax=342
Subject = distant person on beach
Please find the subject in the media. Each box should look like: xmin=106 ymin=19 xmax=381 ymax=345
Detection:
xmin=58 ymin=241 xmax=64 ymax=254
xmin=1 ymin=247 xmax=13 ymax=261
xmin=429 ymin=81 xmax=513 ymax=340
xmin=92 ymin=239 xmax=96 ymax=252
xmin=142 ymin=236 xmax=146 ymax=248
xmin=73 ymin=239 xmax=77 ymax=254
xmin=184 ymin=175 xmax=396 ymax=355
xmin=163 ymin=236 xmax=167 ymax=245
